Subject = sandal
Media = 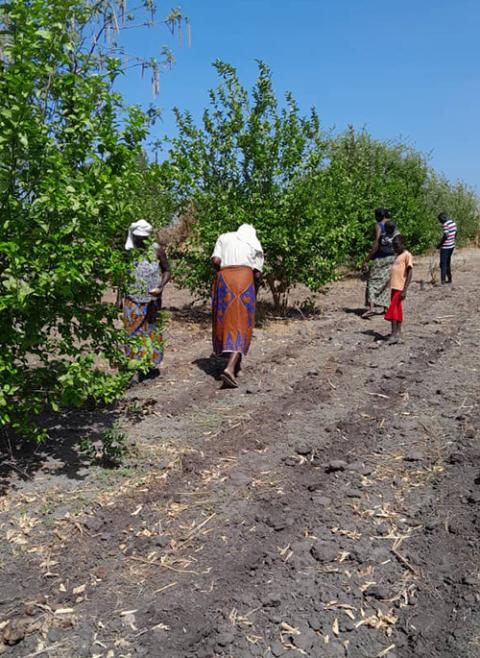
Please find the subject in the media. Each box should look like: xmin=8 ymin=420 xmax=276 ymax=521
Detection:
xmin=361 ymin=310 xmax=375 ymax=319
xmin=220 ymin=370 xmax=239 ymax=388
xmin=388 ymin=336 xmax=403 ymax=345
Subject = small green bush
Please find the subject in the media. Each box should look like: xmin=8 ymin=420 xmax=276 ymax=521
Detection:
xmin=81 ymin=423 xmax=129 ymax=468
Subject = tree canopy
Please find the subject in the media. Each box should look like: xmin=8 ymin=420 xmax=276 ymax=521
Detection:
xmin=164 ymin=61 xmax=479 ymax=308
xmin=0 ymin=0 xmax=186 ymax=439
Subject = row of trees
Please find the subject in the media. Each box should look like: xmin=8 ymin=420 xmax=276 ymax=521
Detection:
xmin=1 ymin=3 xmax=478 ymax=441
xmin=156 ymin=61 xmax=479 ymax=308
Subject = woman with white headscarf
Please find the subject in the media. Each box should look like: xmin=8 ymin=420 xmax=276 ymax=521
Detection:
xmin=211 ymin=224 xmax=264 ymax=388
xmin=122 ymin=220 xmax=171 ymax=379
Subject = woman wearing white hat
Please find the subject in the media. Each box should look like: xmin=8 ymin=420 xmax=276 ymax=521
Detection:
xmin=122 ymin=220 xmax=171 ymax=379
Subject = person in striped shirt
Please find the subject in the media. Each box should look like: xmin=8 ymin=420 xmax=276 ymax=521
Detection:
xmin=437 ymin=213 xmax=457 ymax=284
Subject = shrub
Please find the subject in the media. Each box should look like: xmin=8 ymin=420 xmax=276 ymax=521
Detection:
xmin=424 ymin=174 xmax=480 ymax=246
xmin=81 ymin=422 xmax=129 ymax=467
xmin=167 ymin=60 xmax=331 ymax=309
xmin=164 ymin=64 xmax=478 ymax=309
xmin=0 ymin=0 xmax=184 ymax=440
xmin=319 ymin=129 xmax=436 ymax=262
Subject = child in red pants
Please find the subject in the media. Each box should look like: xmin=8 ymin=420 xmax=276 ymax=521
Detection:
xmin=385 ymin=235 xmax=413 ymax=343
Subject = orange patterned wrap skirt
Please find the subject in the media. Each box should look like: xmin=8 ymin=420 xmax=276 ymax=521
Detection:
xmin=212 ymin=266 xmax=256 ymax=356
xmin=123 ymin=297 xmax=163 ymax=365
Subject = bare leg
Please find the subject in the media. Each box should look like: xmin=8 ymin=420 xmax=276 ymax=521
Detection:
xmin=362 ymin=302 xmax=375 ymax=319
xmin=234 ymin=354 xmax=242 ymax=376
xmin=387 ymin=320 xmax=400 ymax=340
xmin=225 ymin=353 xmax=241 ymax=378
xmin=220 ymin=354 xmax=241 ymax=388
xmin=388 ymin=320 xmax=403 ymax=344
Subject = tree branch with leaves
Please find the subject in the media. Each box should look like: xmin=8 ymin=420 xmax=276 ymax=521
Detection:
xmin=0 ymin=0 xmax=188 ymax=441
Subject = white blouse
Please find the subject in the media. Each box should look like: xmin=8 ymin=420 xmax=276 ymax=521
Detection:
xmin=212 ymin=232 xmax=264 ymax=272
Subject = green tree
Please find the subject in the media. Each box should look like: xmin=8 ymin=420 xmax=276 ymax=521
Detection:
xmin=424 ymin=173 xmax=479 ymax=245
xmin=133 ymin=153 xmax=177 ymax=230
xmin=165 ymin=63 xmax=480 ymax=309
xmin=321 ymin=128 xmax=435 ymax=262
xmin=0 ymin=0 xmax=186 ymax=440
xmin=167 ymin=60 xmax=331 ymax=309
xmin=324 ymin=128 xmax=479 ymax=260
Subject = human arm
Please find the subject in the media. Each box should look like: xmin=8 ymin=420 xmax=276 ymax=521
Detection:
xmin=211 ymin=235 xmax=223 ymax=271
xmin=362 ymin=224 xmax=381 ymax=271
xmin=253 ymin=269 xmax=261 ymax=294
xmin=158 ymin=246 xmax=171 ymax=287
xmin=437 ymin=230 xmax=447 ymax=249
xmin=115 ymin=287 xmax=123 ymax=310
xmin=401 ymin=265 xmax=413 ymax=299
xmin=149 ymin=246 xmax=171 ymax=297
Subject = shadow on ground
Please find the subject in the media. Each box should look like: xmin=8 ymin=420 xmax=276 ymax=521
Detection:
xmin=193 ymin=355 xmax=226 ymax=381
xmin=0 ymin=405 xmax=121 ymax=496
xmin=359 ymin=329 xmax=389 ymax=341
xmin=343 ymin=307 xmax=369 ymax=317
xmin=166 ymin=304 xmax=211 ymax=326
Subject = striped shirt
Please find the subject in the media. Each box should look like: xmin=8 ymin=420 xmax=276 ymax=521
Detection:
xmin=441 ymin=218 xmax=457 ymax=249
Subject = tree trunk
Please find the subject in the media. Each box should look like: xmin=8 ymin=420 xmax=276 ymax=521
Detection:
xmin=266 ymin=274 xmax=288 ymax=315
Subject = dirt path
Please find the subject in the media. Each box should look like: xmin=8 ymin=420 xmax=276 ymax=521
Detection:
xmin=1 ymin=250 xmax=479 ymax=658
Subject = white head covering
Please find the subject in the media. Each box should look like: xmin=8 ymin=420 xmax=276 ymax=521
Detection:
xmin=236 ymin=224 xmax=263 ymax=253
xmin=125 ymin=219 xmax=153 ymax=250
xmin=236 ymin=223 xmax=264 ymax=271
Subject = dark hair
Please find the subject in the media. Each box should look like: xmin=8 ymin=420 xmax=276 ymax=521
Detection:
xmin=384 ymin=221 xmax=396 ymax=237
xmin=385 ymin=209 xmax=392 ymax=219
xmin=392 ymin=234 xmax=405 ymax=251
xmin=438 ymin=212 xmax=448 ymax=223
xmin=375 ymin=208 xmax=388 ymax=221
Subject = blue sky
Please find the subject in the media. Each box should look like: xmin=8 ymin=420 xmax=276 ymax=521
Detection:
xmin=116 ymin=0 xmax=479 ymax=189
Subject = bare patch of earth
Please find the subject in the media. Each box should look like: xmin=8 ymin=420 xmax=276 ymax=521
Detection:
xmin=1 ymin=249 xmax=479 ymax=658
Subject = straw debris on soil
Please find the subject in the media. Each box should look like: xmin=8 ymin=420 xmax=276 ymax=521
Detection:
xmin=0 ymin=250 xmax=479 ymax=658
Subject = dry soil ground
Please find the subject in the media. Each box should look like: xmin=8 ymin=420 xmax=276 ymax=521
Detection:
xmin=1 ymin=250 xmax=479 ymax=658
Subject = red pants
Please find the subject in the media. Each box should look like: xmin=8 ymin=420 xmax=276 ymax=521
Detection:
xmin=384 ymin=289 xmax=403 ymax=322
